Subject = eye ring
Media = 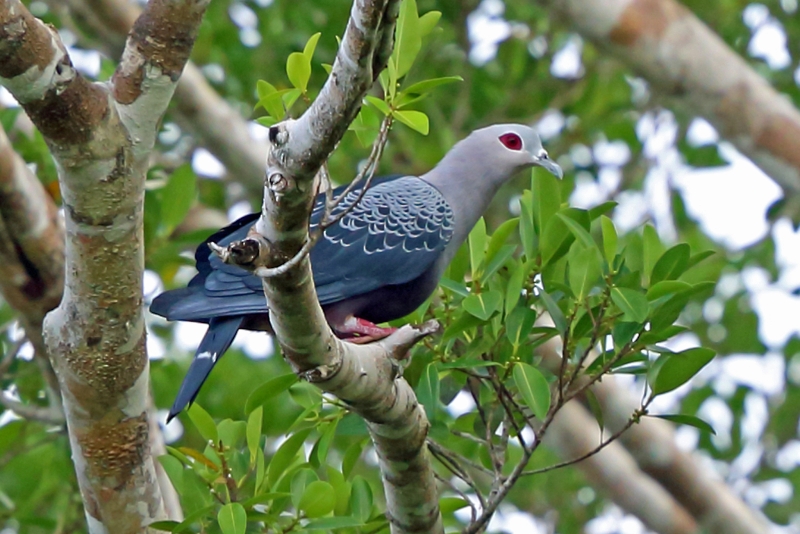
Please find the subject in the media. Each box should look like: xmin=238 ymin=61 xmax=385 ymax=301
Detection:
xmin=499 ymin=132 xmax=523 ymax=151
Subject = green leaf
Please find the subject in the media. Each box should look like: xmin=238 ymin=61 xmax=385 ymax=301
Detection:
xmin=588 ymin=201 xmax=617 ymax=220
xmin=610 ymin=287 xmax=649 ymax=324
xmin=217 ymin=503 xmax=246 ymax=534
xmin=650 ymin=244 xmax=690 ymax=285
xmin=314 ymin=418 xmax=338 ymax=466
xmin=681 ymin=144 xmax=726 ymax=167
xmin=540 ymin=209 xmax=590 ymax=267
xmin=393 ymin=109 xmax=429 ymax=134
xmin=505 ymin=261 xmax=526 ymax=316
xmin=402 ymin=76 xmax=462 ymax=95
xmin=246 ymin=406 xmax=263 ymax=466
xmin=569 ymin=247 xmax=603 ymax=301
xmin=299 ymin=481 xmax=336 ymax=518
xmin=417 ymin=10 xmax=441 ymax=36
xmin=365 ymin=95 xmax=392 ymax=116
xmin=158 ymin=455 xmax=184 ymax=494
xmin=651 ymin=347 xmax=716 ymax=395
xmin=481 ymin=244 xmax=516 ymax=283
xmin=442 ymin=310 xmax=483 ymax=342
xmin=303 ymin=32 xmax=322 ymax=61
xmin=539 ymin=291 xmax=566 ymax=334
xmin=485 ymin=218 xmax=519 ymax=269
xmin=349 ymin=476 xmax=373 ymax=522
xmin=439 ymin=497 xmax=470 ymax=514
xmin=255 ymin=81 xmax=291 ymax=119
xmin=342 ymin=440 xmax=366 ymax=479
xmin=519 ymin=190 xmax=536 ymax=260
xmin=245 ymin=373 xmax=298 ymax=413
xmin=533 ymin=171 xmax=561 ymax=236
xmin=286 ymin=52 xmax=311 ymax=92
xmin=439 ymin=277 xmax=470 ymax=297
xmin=392 ymin=0 xmax=422 ymax=79
xmin=462 ymin=290 xmax=502 ymax=320
xmin=557 ymin=212 xmax=596 ymax=250
xmin=600 ymin=215 xmax=617 ymax=267
xmin=160 ymin=164 xmax=196 ymax=235
xmin=416 ymin=363 xmax=440 ymax=421
xmin=642 ymin=225 xmax=663 ymax=284
xmin=505 ymin=306 xmax=537 ymax=353
xmin=584 ymin=389 xmax=604 ymax=431
xmin=187 ymin=404 xmax=218 ymax=444
xmin=653 ymin=414 xmax=716 ymax=435
xmin=306 ymin=517 xmax=367 ymax=530
xmin=513 ymin=363 xmax=551 ymax=419
xmin=468 ymin=217 xmax=487 ymax=279
xmin=646 ymin=280 xmax=692 ymax=301
xmin=687 ymin=250 xmax=715 ymax=270
xmin=268 ymin=428 xmax=312 ymax=487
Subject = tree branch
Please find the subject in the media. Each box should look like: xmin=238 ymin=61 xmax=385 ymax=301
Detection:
xmin=549 ymin=0 xmax=800 ymax=198
xmin=1 ymin=0 xmax=207 ymax=529
xmin=210 ymin=1 xmax=444 ymax=532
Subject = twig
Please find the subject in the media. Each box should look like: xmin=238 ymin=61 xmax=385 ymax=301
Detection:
xmin=521 ymin=408 xmax=644 ymax=476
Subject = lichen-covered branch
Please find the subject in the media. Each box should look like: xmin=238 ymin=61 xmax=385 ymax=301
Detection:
xmin=0 ymin=0 xmax=208 ymax=530
xmin=210 ymin=1 xmax=442 ymax=532
xmin=51 ymin=0 xmax=269 ymax=193
xmin=549 ymin=0 xmax=800 ymax=196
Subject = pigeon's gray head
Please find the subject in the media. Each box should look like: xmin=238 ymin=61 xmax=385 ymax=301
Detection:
xmin=467 ymin=123 xmax=563 ymax=180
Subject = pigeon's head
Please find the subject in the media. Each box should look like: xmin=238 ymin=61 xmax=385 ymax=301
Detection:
xmin=474 ymin=124 xmax=563 ymax=180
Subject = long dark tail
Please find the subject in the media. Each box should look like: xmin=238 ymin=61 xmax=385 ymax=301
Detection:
xmin=167 ymin=315 xmax=245 ymax=422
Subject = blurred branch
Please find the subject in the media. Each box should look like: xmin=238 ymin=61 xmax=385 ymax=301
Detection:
xmin=52 ymin=0 xmax=268 ymax=194
xmin=543 ymin=401 xmax=698 ymax=534
xmin=549 ymin=0 xmax=800 ymax=201
xmin=0 ymin=119 xmax=64 ymax=419
xmin=591 ymin=378 xmax=771 ymax=534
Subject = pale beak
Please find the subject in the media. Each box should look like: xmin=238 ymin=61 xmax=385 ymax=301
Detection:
xmin=536 ymin=154 xmax=563 ymax=179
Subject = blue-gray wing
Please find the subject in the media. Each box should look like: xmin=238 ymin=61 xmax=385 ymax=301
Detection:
xmin=150 ymin=176 xmax=454 ymax=321
xmin=310 ymin=176 xmax=454 ymax=304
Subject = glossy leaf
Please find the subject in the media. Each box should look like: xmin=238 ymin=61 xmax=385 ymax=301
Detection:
xmin=245 ymin=373 xmax=298 ymax=413
xmin=402 ymin=76 xmax=463 ymax=95
xmin=610 ymin=287 xmax=649 ymax=324
xmin=416 ymin=363 xmax=440 ymax=421
xmin=187 ymin=403 xmax=218 ymax=444
xmin=650 ymin=244 xmax=690 ymax=285
xmin=653 ymin=414 xmax=716 ymax=435
xmin=513 ymin=363 xmax=551 ymax=419
xmin=462 ymin=290 xmax=502 ymax=321
xmin=268 ymin=428 xmax=312 ymax=487
xmin=468 ymin=217 xmax=487 ymax=278
xmin=393 ymin=109 xmax=429 ymax=134
xmin=217 ymin=503 xmax=246 ymax=534
xmin=533 ymin=171 xmax=561 ymax=235
xmin=350 ymin=476 xmax=373 ymax=522
xmin=286 ymin=52 xmax=311 ymax=92
xmin=393 ymin=0 xmax=422 ymax=79
xmin=505 ymin=306 xmax=537 ymax=352
xmin=569 ymin=247 xmax=603 ymax=301
xmin=600 ymin=215 xmax=617 ymax=267
xmin=651 ymin=347 xmax=716 ymax=395
xmin=299 ymin=481 xmax=336 ymax=518
xmin=539 ymin=290 xmax=567 ymax=334
xmin=557 ymin=212 xmax=597 ymax=250
xmin=160 ymin=164 xmax=196 ymax=235
xmin=246 ymin=406 xmax=263 ymax=465
xmin=519 ymin=190 xmax=536 ymax=260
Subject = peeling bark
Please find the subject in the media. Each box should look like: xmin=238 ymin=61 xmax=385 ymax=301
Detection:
xmin=0 ymin=0 xmax=208 ymax=530
xmin=550 ymin=0 xmax=800 ymax=196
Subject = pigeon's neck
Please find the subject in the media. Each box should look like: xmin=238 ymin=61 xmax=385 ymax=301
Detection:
xmin=421 ymin=154 xmax=511 ymax=258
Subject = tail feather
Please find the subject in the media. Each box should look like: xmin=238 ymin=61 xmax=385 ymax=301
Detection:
xmin=167 ymin=315 xmax=245 ymax=422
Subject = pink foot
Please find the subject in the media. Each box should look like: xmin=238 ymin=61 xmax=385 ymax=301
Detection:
xmin=336 ymin=316 xmax=397 ymax=344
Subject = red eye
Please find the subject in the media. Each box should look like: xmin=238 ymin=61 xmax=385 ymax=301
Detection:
xmin=499 ymin=133 xmax=523 ymax=151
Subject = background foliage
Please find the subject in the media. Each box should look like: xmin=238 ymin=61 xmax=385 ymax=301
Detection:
xmin=1 ymin=0 xmax=799 ymax=532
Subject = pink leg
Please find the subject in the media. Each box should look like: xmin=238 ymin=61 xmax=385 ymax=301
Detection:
xmin=335 ymin=316 xmax=397 ymax=344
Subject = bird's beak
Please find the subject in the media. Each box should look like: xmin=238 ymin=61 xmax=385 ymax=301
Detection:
xmin=536 ymin=154 xmax=564 ymax=179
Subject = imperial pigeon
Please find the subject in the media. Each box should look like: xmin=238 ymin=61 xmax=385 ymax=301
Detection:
xmin=151 ymin=124 xmax=562 ymax=420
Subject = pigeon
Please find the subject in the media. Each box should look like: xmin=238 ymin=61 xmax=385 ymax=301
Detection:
xmin=151 ymin=124 xmax=563 ymax=420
